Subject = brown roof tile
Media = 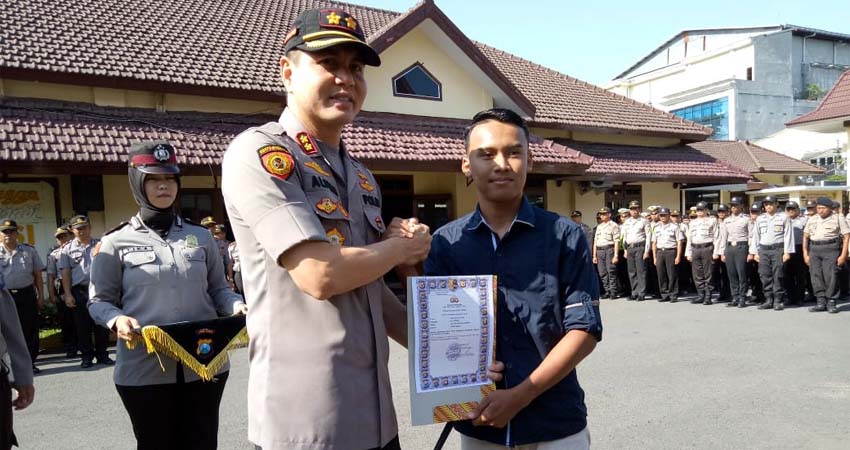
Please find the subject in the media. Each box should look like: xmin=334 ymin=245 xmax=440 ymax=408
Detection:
xmin=787 ymin=69 xmax=850 ymax=126
xmin=688 ymin=140 xmax=824 ymax=174
xmin=561 ymin=140 xmax=751 ymax=182
xmin=0 ymin=98 xmax=591 ymax=174
xmin=0 ymin=0 xmax=711 ymax=139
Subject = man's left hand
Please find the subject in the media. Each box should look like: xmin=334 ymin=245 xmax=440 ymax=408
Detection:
xmin=643 ymin=252 xmax=650 ymax=260
xmin=486 ymin=361 xmax=505 ymax=383
xmin=468 ymin=387 xmax=531 ymax=429
xmin=782 ymin=253 xmax=791 ymax=263
xmin=233 ymin=303 xmax=248 ymax=315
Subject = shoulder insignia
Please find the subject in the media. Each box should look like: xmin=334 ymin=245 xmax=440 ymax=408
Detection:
xmin=316 ymin=198 xmax=338 ymax=214
xmin=359 ymin=179 xmax=375 ymax=192
xmin=296 ymin=132 xmax=319 ymax=156
xmin=104 ymin=221 xmax=130 ymax=236
xmin=338 ymin=203 xmax=350 ymax=219
xmin=258 ymin=145 xmax=295 ymax=181
xmin=91 ymin=241 xmax=102 ymax=258
xmin=304 ymin=161 xmax=331 ymax=177
xmin=326 ymin=228 xmax=345 ymax=246
xmin=357 ymin=170 xmax=369 ymax=181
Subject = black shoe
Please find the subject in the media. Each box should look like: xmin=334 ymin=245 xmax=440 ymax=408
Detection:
xmin=629 ymin=295 xmax=636 ymax=301
xmin=810 ymin=302 xmax=827 ymax=312
xmin=703 ymin=299 xmax=713 ymax=305
xmin=737 ymin=300 xmax=747 ymax=308
xmin=636 ymin=295 xmax=645 ymax=302
xmin=758 ymin=302 xmax=773 ymax=310
xmin=774 ymin=303 xmax=784 ymax=311
xmin=66 ymin=351 xmax=78 ymax=358
xmin=97 ymin=356 xmax=115 ymax=366
xmin=670 ymin=298 xmax=678 ymax=303
xmin=827 ymin=301 xmax=839 ymax=314
xmin=727 ymin=300 xmax=738 ymax=307
xmin=659 ymin=297 xmax=669 ymax=302
xmin=81 ymin=360 xmax=94 ymax=369
xmin=32 ymin=365 xmax=41 ymax=375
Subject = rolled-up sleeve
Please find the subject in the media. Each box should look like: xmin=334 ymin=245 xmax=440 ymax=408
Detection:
xmin=560 ymin=221 xmax=603 ymax=341
xmin=88 ymin=237 xmax=125 ymax=329
xmin=221 ymin=132 xmax=328 ymax=265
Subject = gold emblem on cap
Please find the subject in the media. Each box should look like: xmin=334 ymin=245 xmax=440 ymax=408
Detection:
xmin=326 ymin=12 xmax=341 ymax=25
xmin=345 ymin=17 xmax=357 ymax=30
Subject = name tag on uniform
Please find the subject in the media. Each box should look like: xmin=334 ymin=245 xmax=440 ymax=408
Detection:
xmin=774 ymin=225 xmax=784 ymax=233
xmin=119 ymin=246 xmax=155 ymax=257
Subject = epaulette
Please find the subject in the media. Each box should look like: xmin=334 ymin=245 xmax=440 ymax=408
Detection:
xmin=184 ymin=217 xmax=202 ymax=227
xmin=19 ymin=242 xmax=34 ymax=248
xmin=104 ymin=221 xmax=130 ymax=237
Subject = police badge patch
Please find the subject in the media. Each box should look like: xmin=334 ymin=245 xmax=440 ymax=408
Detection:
xmin=258 ymin=145 xmax=295 ymax=181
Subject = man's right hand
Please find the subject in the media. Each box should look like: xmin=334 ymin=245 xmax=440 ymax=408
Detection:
xmin=400 ymin=223 xmax=432 ymax=266
xmin=63 ymin=293 xmax=76 ymax=308
xmin=113 ymin=315 xmax=142 ymax=343
xmin=12 ymin=384 xmax=34 ymax=410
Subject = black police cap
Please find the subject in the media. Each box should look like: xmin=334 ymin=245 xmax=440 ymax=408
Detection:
xmin=283 ymin=8 xmax=381 ymax=66
xmin=750 ymin=202 xmax=762 ymax=212
xmin=762 ymin=195 xmax=777 ymax=204
xmin=658 ymin=207 xmax=671 ymax=215
xmin=598 ymin=207 xmax=612 ymax=214
xmin=129 ymin=141 xmax=180 ymax=175
xmin=0 ymin=218 xmax=18 ymax=232
xmin=730 ymin=197 xmax=743 ymax=205
xmin=628 ymin=200 xmax=641 ymax=209
xmin=785 ymin=201 xmax=799 ymax=210
xmin=570 ymin=211 xmax=582 ymax=217
xmin=69 ymin=215 xmax=90 ymax=229
xmin=695 ymin=201 xmax=708 ymax=210
xmin=717 ymin=204 xmax=729 ymax=212
xmin=806 ymin=200 xmax=817 ymax=208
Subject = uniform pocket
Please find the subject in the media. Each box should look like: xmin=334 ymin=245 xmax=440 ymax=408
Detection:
xmin=364 ymin=206 xmax=385 ymax=234
xmin=122 ymin=251 xmax=159 ymax=285
xmin=181 ymin=247 xmax=207 ymax=281
xmin=305 ymin=192 xmax=349 ymax=221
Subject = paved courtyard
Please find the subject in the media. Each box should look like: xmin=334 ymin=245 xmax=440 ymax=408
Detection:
xmin=13 ymin=297 xmax=850 ymax=449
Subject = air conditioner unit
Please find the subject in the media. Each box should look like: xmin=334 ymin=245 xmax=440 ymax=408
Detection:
xmin=590 ymin=180 xmax=614 ymax=190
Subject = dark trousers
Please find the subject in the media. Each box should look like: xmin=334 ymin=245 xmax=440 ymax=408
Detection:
xmin=257 ymin=436 xmax=401 ymax=450
xmin=810 ymin=244 xmax=841 ymax=303
xmin=117 ymin=371 xmax=228 ymax=450
xmin=713 ymin=258 xmax=731 ymax=299
xmin=748 ymin=259 xmax=765 ymax=301
xmin=678 ymin=240 xmax=693 ymax=294
xmin=758 ymin=246 xmax=786 ymax=303
xmin=54 ymin=285 xmax=78 ymax=353
xmin=626 ymin=243 xmax=648 ymax=297
xmin=1 ymin=368 xmax=18 ymax=450
xmin=656 ymin=248 xmax=678 ymax=301
xmin=10 ymin=286 xmax=39 ymax=365
xmin=725 ymin=244 xmax=749 ymax=302
xmin=691 ymin=245 xmax=714 ymax=293
xmin=596 ymin=246 xmax=619 ymax=297
xmin=71 ymin=285 xmax=108 ymax=361
xmin=784 ymin=245 xmax=807 ymax=304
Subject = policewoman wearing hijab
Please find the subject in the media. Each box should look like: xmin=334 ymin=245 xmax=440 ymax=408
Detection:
xmin=88 ymin=141 xmax=247 ymax=450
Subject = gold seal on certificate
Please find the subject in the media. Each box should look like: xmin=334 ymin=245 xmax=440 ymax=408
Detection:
xmin=407 ymin=275 xmax=496 ymax=425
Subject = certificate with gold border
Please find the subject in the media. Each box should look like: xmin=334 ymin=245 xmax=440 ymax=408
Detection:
xmin=407 ymin=275 xmax=496 ymax=425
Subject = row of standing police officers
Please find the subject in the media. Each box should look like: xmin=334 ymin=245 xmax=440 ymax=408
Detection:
xmin=586 ymin=196 xmax=847 ymax=313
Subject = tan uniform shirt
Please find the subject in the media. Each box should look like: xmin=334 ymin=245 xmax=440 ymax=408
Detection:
xmin=622 ymin=217 xmax=651 ymax=253
xmin=685 ymin=216 xmax=719 ymax=258
xmin=804 ymin=213 xmax=850 ymax=241
xmin=594 ymin=221 xmax=620 ymax=248
xmin=221 ymin=108 xmax=395 ymax=450
xmin=652 ymin=222 xmax=683 ymax=249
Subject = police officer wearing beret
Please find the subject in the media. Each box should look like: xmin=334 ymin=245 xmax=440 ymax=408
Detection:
xmin=716 ymin=198 xmax=753 ymax=308
xmin=58 ymin=215 xmax=111 ymax=368
xmin=88 ymin=141 xmax=246 ymax=450
xmin=46 ymin=226 xmax=78 ymax=357
xmin=222 ymin=8 xmax=431 ymax=450
xmin=751 ymin=196 xmax=795 ymax=310
xmin=1 ymin=219 xmax=46 ymax=373
xmin=622 ymin=201 xmax=651 ymax=301
xmin=594 ymin=207 xmax=622 ymax=299
xmin=685 ymin=202 xmax=720 ymax=304
xmin=803 ymin=197 xmax=850 ymax=313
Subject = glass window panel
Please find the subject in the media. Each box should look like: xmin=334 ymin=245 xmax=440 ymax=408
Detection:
xmin=393 ymin=65 xmax=440 ymax=99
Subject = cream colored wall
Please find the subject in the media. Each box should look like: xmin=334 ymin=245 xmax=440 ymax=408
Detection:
xmin=546 ymin=180 xmax=573 ymax=217
xmin=411 ymin=172 xmax=457 ymax=195
xmin=0 ymin=79 xmax=281 ymax=115
xmin=755 ymin=173 xmax=789 ymax=186
xmin=641 ymin=182 xmax=680 ymax=210
xmin=362 ymin=27 xmax=492 ymax=119
xmin=573 ymin=189 xmax=606 ymax=216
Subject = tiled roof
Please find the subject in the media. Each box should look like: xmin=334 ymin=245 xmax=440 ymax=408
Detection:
xmin=786 ymin=70 xmax=850 ymax=126
xmin=0 ymin=98 xmax=591 ymax=174
xmin=688 ymin=140 xmax=824 ymax=174
xmin=475 ymin=43 xmax=713 ymax=139
xmin=561 ymin=141 xmax=751 ymax=182
xmin=0 ymin=0 xmax=710 ymax=139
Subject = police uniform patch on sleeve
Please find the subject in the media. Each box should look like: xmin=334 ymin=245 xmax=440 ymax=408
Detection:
xmin=258 ymin=145 xmax=295 ymax=181
xmin=296 ymin=132 xmax=319 ymax=156
xmin=186 ymin=235 xmax=199 ymax=248
xmin=304 ymin=161 xmax=331 ymax=176
xmin=316 ymin=198 xmax=338 ymax=214
xmin=91 ymin=242 xmax=102 ymax=258
xmin=326 ymin=228 xmax=345 ymax=246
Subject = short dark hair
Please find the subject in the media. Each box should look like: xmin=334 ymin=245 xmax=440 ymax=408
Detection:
xmin=464 ymin=108 xmax=530 ymax=151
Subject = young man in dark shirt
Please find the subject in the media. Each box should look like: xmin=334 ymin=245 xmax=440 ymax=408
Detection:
xmin=424 ymin=108 xmax=602 ymax=449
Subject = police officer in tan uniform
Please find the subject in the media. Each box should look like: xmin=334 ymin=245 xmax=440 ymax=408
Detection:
xmin=221 ymin=8 xmax=430 ymax=450
xmin=594 ymin=207 xmax=621 ymax=299
xmin=0 ymin=219 xmax=45 ymax=373
xmin=652 ymin=208 xmax=683 ymax=302
xmin=803 ymin=197 xmax=850 ymax=313
xmin=685 ymin=202 xmax=720 ymax=304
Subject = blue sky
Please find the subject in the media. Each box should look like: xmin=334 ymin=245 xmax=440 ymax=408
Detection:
xmin=349 ymin=0 xmax=849 ymax=86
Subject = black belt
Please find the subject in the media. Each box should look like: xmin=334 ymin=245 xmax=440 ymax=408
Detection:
xmin=759 ymin=243 xmax=782 ymax=251
xmin=811 ymin=238 xmax=840 ymax=247
xmin=8 ymin=285 xmax=34 ymax=295
xmin=627 ymin=241 xmax=646 ymax=249
xmin=692 ymin=242 xmax=713 ymax=249
xmin=727 ymin=241 xmax=747 ymax=247
xmin=596 ymin=244 xmax=614 ymax=249
xmin=72 ymin=283 xmax=89 ymax=290
xmin=658 ymin=247 xmax=677 ymax=251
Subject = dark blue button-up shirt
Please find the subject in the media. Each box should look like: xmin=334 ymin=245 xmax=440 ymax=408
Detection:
xmin=425 ymin=199 xmax=602 ymax=446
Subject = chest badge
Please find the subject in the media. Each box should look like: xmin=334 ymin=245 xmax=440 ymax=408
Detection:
xmin=304 ymin=161 xmax=331 ymax=176
xmin=326 ymin=228 xmax=345 ymax=246
xmin=186 ymin=235 xmax=199 ymax=248
xmin=316 ymin=198 xmax=338 ymax=214
xmin=359 ymin=179 xmax=375 ymax=192
xmin=296 ymin=132 xmax=319 ymax=156
xmin=258 ymin=145 xmax=295 ymax=181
